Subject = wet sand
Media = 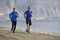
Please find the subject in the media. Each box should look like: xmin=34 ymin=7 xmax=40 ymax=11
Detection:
xmin=0 ymin=27 xmax=60 ymax=40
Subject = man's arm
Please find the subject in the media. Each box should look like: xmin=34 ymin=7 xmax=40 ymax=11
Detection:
xmin=31 ymin=11 xmax=32 ymax=17
xmin=16 ymin=12 xmax=19 ymax=17
xmin=24 ymin=12 xmax=26 ymax=19
xmin=9 ymin=13 xmax=12 ymax=19
xmin=24 ymin=13 xmax=25 ymax=18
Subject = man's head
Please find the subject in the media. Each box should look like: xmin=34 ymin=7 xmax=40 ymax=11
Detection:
xmin=13 ymin=8 xmax=16 ymax=12
xmin=28 ymin=6 xmax=31 ymax=10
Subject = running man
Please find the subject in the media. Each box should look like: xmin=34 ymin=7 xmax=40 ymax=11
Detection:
xmin=9 ymin=8 xmax=19 ymax=33
xmin=24 ymin=6 xmax=32 ymax=33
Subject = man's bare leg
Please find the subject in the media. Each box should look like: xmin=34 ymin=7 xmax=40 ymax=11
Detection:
xmin=26 ymin=24 xmax=30 ymax=33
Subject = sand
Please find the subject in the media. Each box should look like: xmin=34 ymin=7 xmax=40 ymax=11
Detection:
xmin=0 ymin=27 xmax=60 ymax=40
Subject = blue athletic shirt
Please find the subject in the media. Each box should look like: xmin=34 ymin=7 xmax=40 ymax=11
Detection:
xmin=24 ymin=10 xmax=32 ymax=20
xmin=9 ymin=12 xmax=18 ymax=21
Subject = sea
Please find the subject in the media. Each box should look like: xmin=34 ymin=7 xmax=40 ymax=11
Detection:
xmin=0 ymin=19 xmax=60 ymax=33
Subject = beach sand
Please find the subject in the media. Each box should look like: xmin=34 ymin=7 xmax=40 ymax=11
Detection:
xmin=0 ymin=27 xmax=60 ymax=40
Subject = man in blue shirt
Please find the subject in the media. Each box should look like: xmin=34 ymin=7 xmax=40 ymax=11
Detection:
xmin=24 ymin=6 xmax=32 ymax=33
xmin=9 ymin=8 xmax=18 ymax=33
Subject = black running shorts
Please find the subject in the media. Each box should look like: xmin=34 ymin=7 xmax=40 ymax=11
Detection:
xmin=26 ymin=20 xmax=32 ymax=26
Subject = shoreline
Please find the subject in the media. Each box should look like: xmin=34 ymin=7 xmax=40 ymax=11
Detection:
xmin=0 ymin=27 xmax=60 ymax=36
xmin=0 ymin=27 xmax=60 ymax=40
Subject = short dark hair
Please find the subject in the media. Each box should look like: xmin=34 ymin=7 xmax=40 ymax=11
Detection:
xmin=13 ymin=8 xmax=15 ymax=9
xmin=28 ymin=6 xmax=30 ymax=9
xmin=28 ymin=6 xmax=30 ymax=8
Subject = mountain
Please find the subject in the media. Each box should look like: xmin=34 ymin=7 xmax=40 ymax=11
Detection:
xmin=0 ymin=0 xmax=60 ymax=21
